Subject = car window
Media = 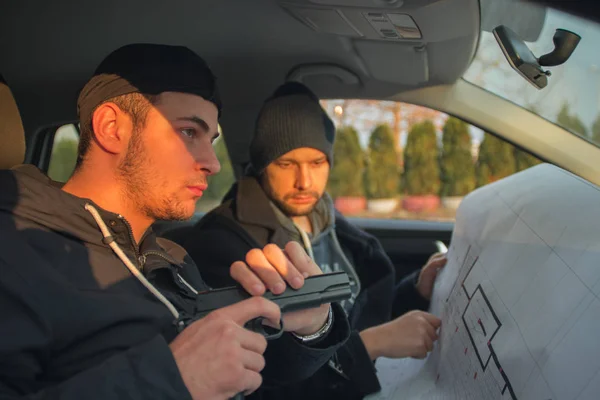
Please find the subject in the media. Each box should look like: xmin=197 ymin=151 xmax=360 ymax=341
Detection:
xmin=320 ymin=100 xmax=543 ymax=222
xmin=195 ymin=134 xmax=235 ymax=213
xmin=48 ymin=124 xmax=79 ymax=183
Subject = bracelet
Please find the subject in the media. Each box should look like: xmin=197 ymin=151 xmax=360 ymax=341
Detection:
xmin=292 ymin=306 xmax=334 ymax=344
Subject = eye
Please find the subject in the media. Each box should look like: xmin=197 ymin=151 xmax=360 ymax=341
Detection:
xmin=180 ymin=128 xmax=197 ymax=139
xmin=312 ymin=159 xmax=326 ymax=166
xmin=277 ymin=162 xmax=292 ymax=169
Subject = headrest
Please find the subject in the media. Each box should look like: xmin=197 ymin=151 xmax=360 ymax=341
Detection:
xmin=0 ymin=74 xmax=25 ymax=169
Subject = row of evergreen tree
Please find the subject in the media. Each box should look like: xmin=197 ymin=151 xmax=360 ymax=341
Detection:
xmin=328 ymin=117 xmax=542 ymax=200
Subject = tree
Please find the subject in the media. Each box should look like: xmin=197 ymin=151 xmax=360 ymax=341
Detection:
xmin=514 ymin=148 xmax=542 ymax=172
xmin=201 ymin=137 xmax=235 ymax=204
xmin=475 ymin=133 xmax=516 ymax=187
xmin=592 ymin=114 xmax=600 ymax=144
xmin=557 ymin=103 xmax=588 ymax=137
xmin=328 ymin=126 xmax=365 ymax=198
xmin=364 ymin=124 xmax=399 ymax=199
xmin=48 ymin=138 xmax=79 ymax=183
xmin=402 ymin=120 xmax=440 ymax=196
xmin=440 ymin=117 xmax=475 ymax=197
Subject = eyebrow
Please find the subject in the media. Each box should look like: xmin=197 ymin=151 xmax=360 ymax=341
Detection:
xmin=278 ymin=156 xmax=327 ymax=163
xmin=177 ymin=116 xmax=210 ymax=133
xmin=177 ymin=116 xmax=220 ymax=140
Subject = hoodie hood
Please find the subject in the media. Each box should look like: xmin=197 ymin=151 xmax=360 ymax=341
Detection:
xmin=0 ymin=165 xmax=120 ymax=248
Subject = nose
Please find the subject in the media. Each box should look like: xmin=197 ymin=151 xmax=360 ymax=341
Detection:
xmin=194 ymin=141 xmax=221 ymax=176
xmin=295 ymin=164 xmax=312 ymax=190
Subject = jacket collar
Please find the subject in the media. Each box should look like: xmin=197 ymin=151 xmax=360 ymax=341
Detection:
xmin=233 ymin=176 xmax=293 ymax=247
xmin=235 ymin=176 xmax=281 ymax=230
xmin=233 ymin=176 xmax=339 ymax=248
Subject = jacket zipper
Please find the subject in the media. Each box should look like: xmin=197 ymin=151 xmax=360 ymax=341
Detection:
xmin=328 ymin=354 xmax=349 ymax=380
xmin=117 ymin=214 xmax=142 ymax=268
xmin=141 ymin=250 xmax=180 ymax=266
xmin=141 ymin=250 xmax=199 ymax=295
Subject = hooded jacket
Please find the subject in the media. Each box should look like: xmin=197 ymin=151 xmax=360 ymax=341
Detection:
xmin=179 ymin=176 xmax=430 ymax=400
xmin=0 ymin=166 xmax=349 ymax=399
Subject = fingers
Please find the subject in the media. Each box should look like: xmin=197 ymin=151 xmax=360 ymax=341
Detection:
xmin=420 ymin=317 xmax=437 ymax=339
xmin=424 ymin=334 xmax=434 ymax=353
xmin=217 ymin=297 xmax=281 ymax=328
xmin=238 ymin=328 xmax=268 ymax=355
xmin=232 ymin=249 xmax=287 ymax=294
xmin=241 ymin=348 xmax=266 ymax=373
xmin=430 ymin=255 xmax=447 ymax=268
xmin=231 ymin=244 xmax=312 ymax=295
xmin=246 ymin=248 xmax=288 ymax=294
xmin=427 ymin=252 xmax=446 ymax=263
xmin=263 ymin=244 xmax=305 ymax=290
xmin=241 ymin=371 xmax=263 ymax=396
xmin=231 ymin=261 xmax=266 ymax=296
xmin=421 ymin=312 xmax=442 ymax=329
xmin=284 ymin=241 xmax=322 ymax=277
xmin=424 ymin=254 xmax=447 ymax=273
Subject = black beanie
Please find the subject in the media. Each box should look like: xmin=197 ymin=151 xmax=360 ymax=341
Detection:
xmin=249 ymin=82 xmax=335 ymax=173
xmin=77 ymin=43 xmax=221 ymax=124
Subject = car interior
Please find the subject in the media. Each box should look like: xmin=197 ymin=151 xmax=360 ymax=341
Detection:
xmin=2 ymin=0 xmax=600 ymax=284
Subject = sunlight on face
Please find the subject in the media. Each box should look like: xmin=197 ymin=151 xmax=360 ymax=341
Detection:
xmin=262 ymin=147 xmax=330 ymax=217
xmin=118 ymin=92 xmax=221 ymax=221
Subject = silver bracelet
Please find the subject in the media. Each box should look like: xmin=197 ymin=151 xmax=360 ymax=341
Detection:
xmin=291 ymin=306 xmax=334 ymax=343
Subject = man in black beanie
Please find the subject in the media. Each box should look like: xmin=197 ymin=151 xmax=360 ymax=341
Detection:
xmin=0 ymin=45 xmax=350 ymax=400
xmin=182 ymin=82 xmax=447 ymax=399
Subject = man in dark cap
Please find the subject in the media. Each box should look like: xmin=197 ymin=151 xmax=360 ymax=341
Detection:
xmin=181 ymin=82 xmax=447 ymax=399
xmin=0 ymin=44 xmax=349 ymax=400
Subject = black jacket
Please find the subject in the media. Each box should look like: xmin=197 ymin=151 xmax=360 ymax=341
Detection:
xmin=0 ymin=166 xmax=349 ymax=399
xmin=180 ymin=177 xmax=430 ymax=400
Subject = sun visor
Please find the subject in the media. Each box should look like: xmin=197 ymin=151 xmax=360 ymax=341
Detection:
xmin=354 ymin=40 xmax=428 ymax=84
xmin=306 ymin=0 xmax=404 ymax=7
xmin=283 ymin=5 xmax=363 ymax=36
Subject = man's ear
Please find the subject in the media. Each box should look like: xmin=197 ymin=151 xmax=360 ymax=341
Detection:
xmin=91 ymin=102 xmax=132 ymax=155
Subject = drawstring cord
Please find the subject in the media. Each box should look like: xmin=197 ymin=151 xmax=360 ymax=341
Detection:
xmin=84 ymin=203 xmax=180 ymax=320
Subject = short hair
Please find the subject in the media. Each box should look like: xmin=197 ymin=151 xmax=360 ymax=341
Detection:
xmin=76 ymin=93 xmax=157 ymax=168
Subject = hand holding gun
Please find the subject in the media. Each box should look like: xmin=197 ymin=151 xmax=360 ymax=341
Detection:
xmin=181 ymin=272 xmax=351 ymax=400
xmin=193 ymin=271 xmax=351 ymax=339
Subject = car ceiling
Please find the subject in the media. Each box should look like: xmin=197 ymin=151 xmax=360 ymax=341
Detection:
xmin=1 ymin=0 xmax=479 ymax=167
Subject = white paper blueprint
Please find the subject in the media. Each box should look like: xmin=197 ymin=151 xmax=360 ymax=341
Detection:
xmin=366 ymin=164 xmax=600 ymax=400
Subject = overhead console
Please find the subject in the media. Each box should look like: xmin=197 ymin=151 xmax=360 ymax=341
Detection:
xmin=280 ymin=0 xmax=426 ymax=40
xmin=277 ymin=0 xmax=478 ymax=87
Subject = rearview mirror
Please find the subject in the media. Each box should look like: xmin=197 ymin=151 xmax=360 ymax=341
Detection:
xmin=493 ymin=25 xmax=581 ymax=89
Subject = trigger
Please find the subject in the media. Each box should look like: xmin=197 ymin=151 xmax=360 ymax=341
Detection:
xmin=264 ymin=318 xmax=284 ymax=340
xmin=245 ymin=317 xmax=285 ymax=340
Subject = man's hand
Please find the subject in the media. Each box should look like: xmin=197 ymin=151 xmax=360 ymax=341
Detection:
xmin=416 ymin=252 xmax=447 ymax=300
xmin=359 ymin=310 xmax=441 ymax=361
xmin=230 ymin=241 xmax=329 ymax=336
xmin=170 ymin=297 xmax=280 ymax=399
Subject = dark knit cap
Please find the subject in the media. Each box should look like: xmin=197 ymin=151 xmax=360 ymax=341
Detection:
xmin=249 ymin=82 xmax=335 ymax=173
xmin=77 ymin=43 xmax=221 ymax=123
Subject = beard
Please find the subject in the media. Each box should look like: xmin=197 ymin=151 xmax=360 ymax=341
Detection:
xmin=117 ymin=131 xmax=192 ymax=222
xmin=263 ymin=182 xmax=321 ymax=217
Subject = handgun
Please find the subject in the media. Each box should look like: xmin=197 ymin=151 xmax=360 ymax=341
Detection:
xmin=193 ymin=271 xmax=351 ymax=338
xmin=186 ymin=272 xmax=352 ymax=400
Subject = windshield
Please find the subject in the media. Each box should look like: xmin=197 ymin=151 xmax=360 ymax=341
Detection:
xmin=463 ymin=6 xmax=600 ymax=146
